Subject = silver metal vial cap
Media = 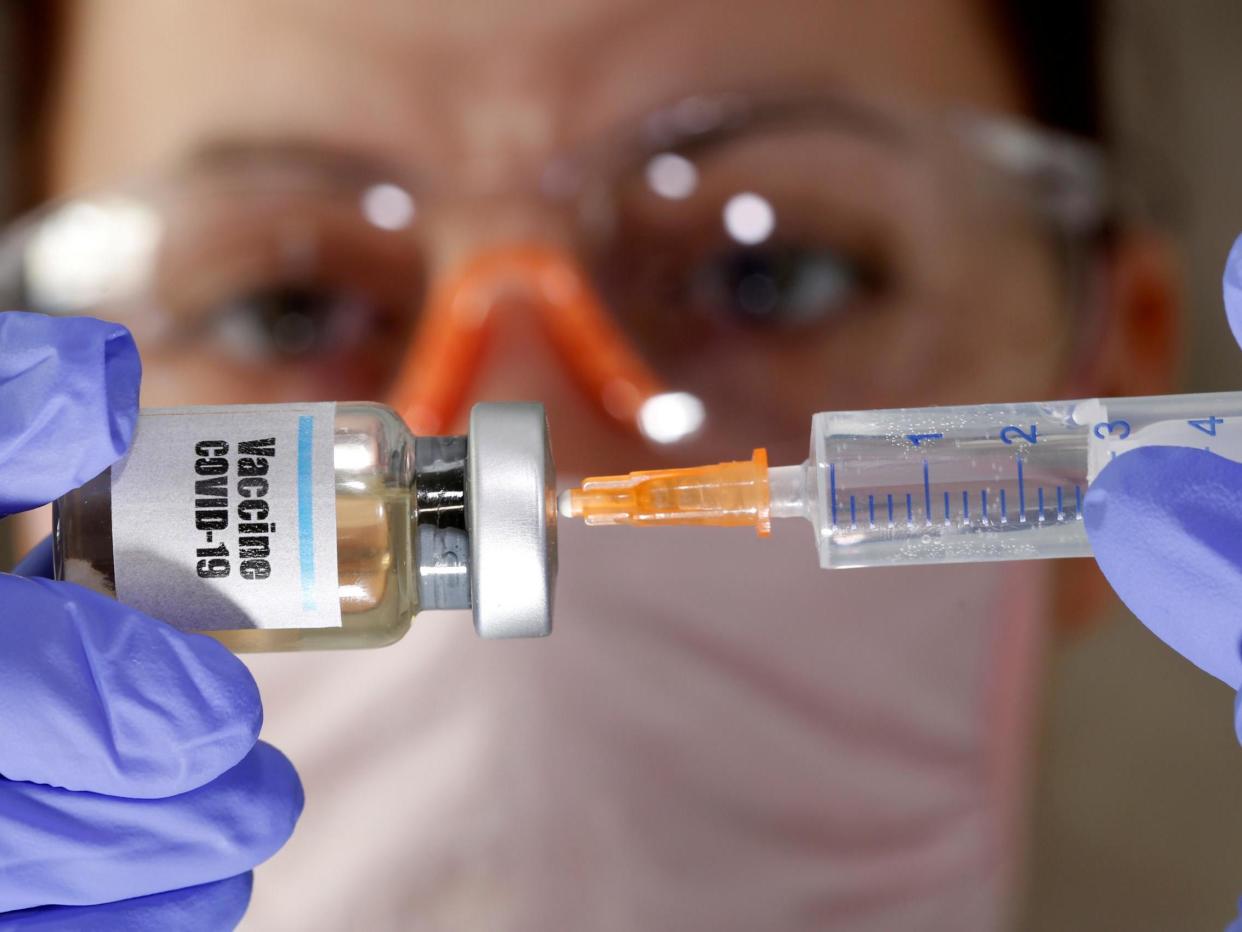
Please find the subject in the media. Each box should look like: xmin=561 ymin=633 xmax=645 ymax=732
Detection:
xmin=467 ymin=402 xmax=557 ymax=638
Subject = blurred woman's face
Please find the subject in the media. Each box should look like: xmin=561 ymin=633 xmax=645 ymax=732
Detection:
xmin=47 ymin=0 xmax=1074 ymax=475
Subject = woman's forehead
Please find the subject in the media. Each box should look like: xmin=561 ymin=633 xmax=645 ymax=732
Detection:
xmin=52 ymin=0 xmax=1025 ymax=191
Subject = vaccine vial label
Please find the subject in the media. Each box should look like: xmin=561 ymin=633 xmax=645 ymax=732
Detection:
xmin=110 ymin=404 xmax=342 ymax=630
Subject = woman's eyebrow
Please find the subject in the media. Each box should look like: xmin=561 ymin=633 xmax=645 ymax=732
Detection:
xmin=178 ymin=137 xmax=414 ymax=186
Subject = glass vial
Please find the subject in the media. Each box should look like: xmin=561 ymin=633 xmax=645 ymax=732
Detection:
xmin=54 ymin=401 xmax=556 ymax=652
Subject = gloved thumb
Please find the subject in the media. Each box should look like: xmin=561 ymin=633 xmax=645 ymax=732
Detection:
xmin=0 ymin=312 xmax=140 ymax=516
xmin=1085 ymin=445 xmax=1242 ymax=689
xmin=1226 ymin=893 xmax=1242 ymax=932
xmin=1222 ymin=232 xmax=1242 ymax=351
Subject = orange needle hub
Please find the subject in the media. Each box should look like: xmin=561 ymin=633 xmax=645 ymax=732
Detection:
xmin=560 ymin=449 xmax=772 ymax=537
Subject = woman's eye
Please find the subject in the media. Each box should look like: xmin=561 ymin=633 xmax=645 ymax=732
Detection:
xmin=687 ymin=243 xmax=883 ymax=330
xmin=207 ymin=282 xmax=382 ymax=360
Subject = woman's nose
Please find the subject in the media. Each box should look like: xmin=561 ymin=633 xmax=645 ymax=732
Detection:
xmin=386 ymin=244 xmax=671 ymax=457
xmin=465 ymin=298 xmax=648 ymax=474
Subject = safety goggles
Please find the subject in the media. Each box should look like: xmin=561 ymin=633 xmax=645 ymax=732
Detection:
xmin=0 ymin=90 xmax=1110 ymax=462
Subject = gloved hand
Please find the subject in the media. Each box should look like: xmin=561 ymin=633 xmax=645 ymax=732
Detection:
xmin=0 ymin=311 xmax=302 ymax=929
xmin=1084 ymin=236 xmax=1242 ymax=932
xmin=1085 ymin=235 xmax=1242 ymax=690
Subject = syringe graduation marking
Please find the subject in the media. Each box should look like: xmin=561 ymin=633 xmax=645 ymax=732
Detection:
xmin=829 ymin=447 xmax=1086 ymax=535
xmin=830 ymin=463 xmax=838 ymax=529
xmin=1017 ymin=458 xmax=1026 ymax=522
xmin=922 ymin=460 xmax=932 ymax=527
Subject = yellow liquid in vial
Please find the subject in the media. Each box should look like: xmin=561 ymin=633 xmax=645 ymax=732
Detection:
xmin=56 ymin=474 xmax=418 ymax=652
xmin=215 ymin=480 xmax=417 ymax=651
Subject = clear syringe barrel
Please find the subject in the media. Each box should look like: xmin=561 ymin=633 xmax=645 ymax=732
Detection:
xmin=774 ymin=392 xmax=1242 ymax=569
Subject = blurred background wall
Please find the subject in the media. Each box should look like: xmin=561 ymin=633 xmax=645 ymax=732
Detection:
xmin=1022 ymin=2 xmax=1242 ymax=929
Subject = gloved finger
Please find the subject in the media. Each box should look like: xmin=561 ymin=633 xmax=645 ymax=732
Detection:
xmin=0 ymin=575 xmax=261 ymax=799
xmin=1223 ymin=233 xmax=1242 ymax=350
xmin=0 ymin=743 xmax=300 ymax=912
xmin=1084 ymin=445 xmax=1242 ymax=688
xmin=0 ymin=873 xmax=252 ymax=932
xmin=12 ymin=535 xmax=53 ymax=578
xmin=1228 ymin=894 xmax=1242 ymax=932
xmin=0 ymin=312 xmax=140 ymax=516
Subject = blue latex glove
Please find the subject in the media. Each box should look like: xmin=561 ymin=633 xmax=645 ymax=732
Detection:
xmin=1085 ymin=445 xmax=1242 ymax=688
xmin=1085 ymin=236 xmax=1242 ymax=932
xmin=1086 ymin=237 xmax=1242 ymax=691
xmin=0 ymin=312 xmax=302 ymax=928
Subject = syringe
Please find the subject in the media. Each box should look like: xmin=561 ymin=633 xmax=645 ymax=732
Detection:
xmin=560 ymin=392 xmax=1242 ymax=568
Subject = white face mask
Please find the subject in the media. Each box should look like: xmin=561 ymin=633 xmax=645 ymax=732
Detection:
xmin=243 ymin=520 xmax=1049 ymax=932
